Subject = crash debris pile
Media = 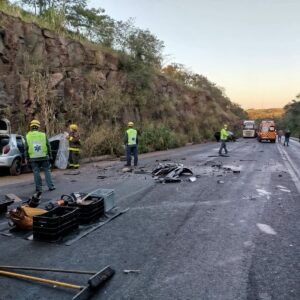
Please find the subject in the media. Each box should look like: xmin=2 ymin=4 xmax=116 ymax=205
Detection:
xmin=4 ymin=189 xmax=116 ymax=242
xmin=152 ymin=162 xmax=194 ymax=183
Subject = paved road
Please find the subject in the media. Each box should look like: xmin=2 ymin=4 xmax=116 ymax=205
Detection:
xmin=0 ymin=139 xmax=299 ymax=300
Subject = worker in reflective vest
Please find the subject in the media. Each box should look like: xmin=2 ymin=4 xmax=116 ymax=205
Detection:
xmin=124 ymin=121 xmax=138 ymax=167
xmin=66 ymin=123 xmax=81 ymax=169
xmin=25 ymin=119 xmax=55 ymax=192
xmin=219 ymin=124 xmax=229 ymax=156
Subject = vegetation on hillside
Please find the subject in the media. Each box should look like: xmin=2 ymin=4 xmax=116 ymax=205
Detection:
xmin=246 ymin=108 xmax=284 ymax=120
xmin=1 ymin=0 xmax=247 ymax=156
xmin=278 ymin=94 xmax=300 ymax=136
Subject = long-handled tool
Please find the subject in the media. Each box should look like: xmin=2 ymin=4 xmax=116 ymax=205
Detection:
xmin=0 ymin=265 xmax=114 ymax=300
xmin=0 ymin=265 xmax=96 ymax=275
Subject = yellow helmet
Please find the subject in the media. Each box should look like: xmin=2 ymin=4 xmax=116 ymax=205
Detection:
xmin=70 ymin=124 xmax=78 ymax=131
xmin=128 ymin=121 xmax=134 ymax=127
xmin=30 ymin=119 xmax=40 ymax=128
xmin=224 ymin=124 xmax=228 ymax=128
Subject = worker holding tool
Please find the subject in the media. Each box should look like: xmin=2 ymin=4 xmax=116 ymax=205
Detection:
xmin=66 ymin=123 xmax=81 ymax=169
xmin=25 ymin=120 xmax=55 ymax=192
xmin=218 ymin=124 xmax=229 ymax=156
xmin=124 ymin=121 xmax=138 ymax=167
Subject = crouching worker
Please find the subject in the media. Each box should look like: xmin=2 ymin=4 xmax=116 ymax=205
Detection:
xmin=67 ymin=123 xmax=81 ymax=169
xmin=25 ymin=120 xmax=55 ymax=192
xmin=124 ymin=121 xmax=138 ymax=167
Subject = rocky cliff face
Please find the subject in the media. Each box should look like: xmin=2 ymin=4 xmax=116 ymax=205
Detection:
xmin=0 ymin=11 xmax=242 ymax=153
xmin=0 ymin=11 xmax=123 ymax=128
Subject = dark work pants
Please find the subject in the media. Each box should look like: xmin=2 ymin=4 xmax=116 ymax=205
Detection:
xmin=68 ymin=150 xmax=80 ymax=168
xmin=30 ymin=160 xmax=55 ymax=192
xmin=283 ymin=137 xmax=289 ymax=146
xmin=126 ymin=145 xmax=138 ymax=166
xmin=219 ymin=140 xmax=228 ymax=154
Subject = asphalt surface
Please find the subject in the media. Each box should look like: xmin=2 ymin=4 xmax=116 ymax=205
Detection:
xmin=0 ymin=139 xmax=299 ymax=300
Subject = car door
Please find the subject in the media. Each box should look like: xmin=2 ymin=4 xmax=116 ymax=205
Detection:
xmin=0 ymin=118 xmax=11 ymax=134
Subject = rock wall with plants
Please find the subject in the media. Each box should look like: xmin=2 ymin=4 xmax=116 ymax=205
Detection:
xmin=0 ymin=11 xmax=246 ymax=156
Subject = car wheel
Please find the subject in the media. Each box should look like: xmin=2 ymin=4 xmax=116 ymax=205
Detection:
xmin=10 ymin=158 xmax=21 ymax=176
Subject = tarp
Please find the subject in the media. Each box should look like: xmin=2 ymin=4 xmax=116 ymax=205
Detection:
xmin=49 ymin=133 xmax=69 ymax=169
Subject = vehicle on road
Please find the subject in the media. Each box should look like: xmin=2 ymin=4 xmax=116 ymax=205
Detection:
xmin=257 ymin=120 xmax=276 ymax=143
xmin=242 ymin=120 xmax=256 ymax=138
xmin=0 ymin=118 xmax=27 ymax=175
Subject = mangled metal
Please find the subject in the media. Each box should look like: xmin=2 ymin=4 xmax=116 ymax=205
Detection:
xmin=152 ymin=163 xmax=193 ymax=183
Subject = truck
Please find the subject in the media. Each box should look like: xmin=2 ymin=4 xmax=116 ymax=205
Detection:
xmin=257 ymin=120 xmax=276 ymax=143
xmin=242 ymin=120 xmax=256 ymax=138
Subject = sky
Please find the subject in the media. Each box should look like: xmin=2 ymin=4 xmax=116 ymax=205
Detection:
xmin=89 ymin=0 xmax=300 ymax=109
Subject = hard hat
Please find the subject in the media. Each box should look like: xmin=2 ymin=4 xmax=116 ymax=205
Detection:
xmin=30 ymin=119 xmax=40 ymax=128
xmin=224 ymin=124 xmax=228 ymax=128
xmin=70 ymin=124 xmax=78 ymax=131
xmin=128 ymin=121 xmax=134 ymax=127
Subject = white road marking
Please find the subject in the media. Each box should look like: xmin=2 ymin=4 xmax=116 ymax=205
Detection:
xmin=256 ymin=223 xmax=277 ymax=235
xmin=280 ymin=189 xmax=291 ymax=193
xmin=256 ymin=189 xmax=271 ymax=199
xmin=276 ymin=185 xmax=286 ymax=189
xmin=277 ymin=144 xmax=300 ymax=193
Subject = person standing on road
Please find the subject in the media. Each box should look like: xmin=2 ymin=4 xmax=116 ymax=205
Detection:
xmin=66 ymin=123 xmax=81 ymax=169
xmin=124 ymin=121 xmax=138 ymax=167
xmin=25 ymin=120 xmax=55 ymax=192
xmin=283 ymin=129 xmax=291 ymax=146
xmin=219 ymin=124 xmax=229 ymax=156
xmin=277 ymin=129 xmax=283 ymax=143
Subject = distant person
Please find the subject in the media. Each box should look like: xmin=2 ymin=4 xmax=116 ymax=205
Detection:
xmin=219 ymin=124 xmax=229 ymax=156
xmin=124 ymin=121 xmax=138 ymax=167
xmin=66 ymin=123 xmax=81 ymax=169
xmin=283 ymin=129 xmax=291 ymax=147
xmin=25 ymin=120 xmax=55 ymax=193
xmin=277 ymin=129 xmax=283 ymax=143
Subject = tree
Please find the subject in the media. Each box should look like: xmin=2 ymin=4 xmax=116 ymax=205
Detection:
xmin=126 ymin=29 xmax=164 ymax=67
xmin=67 ymin=5 xmax=114 ymax=46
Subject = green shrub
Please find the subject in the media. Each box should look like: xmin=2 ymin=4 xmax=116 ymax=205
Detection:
xmin=138 ymin=124 xmax=184 ymax=153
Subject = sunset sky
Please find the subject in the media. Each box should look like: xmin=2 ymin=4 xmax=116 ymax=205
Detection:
xmin=90 ymin=0 xmax=300 ymax=109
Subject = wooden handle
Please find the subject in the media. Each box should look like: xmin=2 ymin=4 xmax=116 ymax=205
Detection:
xmin=0 ymin=270 xmax=82 ymax=290
xmin=0 ymin=265 xmax=95 ymax=275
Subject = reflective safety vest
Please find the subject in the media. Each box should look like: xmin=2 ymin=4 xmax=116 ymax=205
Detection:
xmin=127 ymin=128 xmax=137 ymax=145
xmin=220 ymin=128 xmax=228 ymax=140
xmin=26 ymin=131 xmax=48 ymax=159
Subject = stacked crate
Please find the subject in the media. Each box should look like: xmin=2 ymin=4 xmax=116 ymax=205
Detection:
xmin=76 ymin=196 xmax=105 ymax=224
xmin=33 ymin=207 xmax=78 ymax=242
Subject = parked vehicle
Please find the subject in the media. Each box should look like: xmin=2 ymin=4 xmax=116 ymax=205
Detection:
xmin=257 ymin=120 xmax=276 ymax=143
xmin=0 ymin=118 xmax=27 ymax=175
xmin=242 ymin=120 xmax=256 ymax=138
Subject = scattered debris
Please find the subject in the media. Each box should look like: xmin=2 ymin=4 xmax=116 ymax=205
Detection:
xmin=189 ymin=177 xmax=197 ymax=182
xmin=123 ymin=269 xmax=140 ymax=274
xmin=152 ymin=163 xmax=193 ymax=184
xmin=233 ymin=170 xmax=241 ymax=174
xmin=122 ymin=167 xmax=132 ymax=173
xmin=217 ymin=180 xmax=224 ymax=184
xmin=0 ymin=200 xmax=14 ymax=213
xmin=5 ymin=194 xmax=22 ymax=203
xmin=97 ymin=175 xmax=107 ymax=179
xmin=64 ymin=171 xmax=80 ymax=175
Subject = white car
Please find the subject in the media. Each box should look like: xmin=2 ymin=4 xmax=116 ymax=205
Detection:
xmin=0 ymin=118 xmax=27 ymax=175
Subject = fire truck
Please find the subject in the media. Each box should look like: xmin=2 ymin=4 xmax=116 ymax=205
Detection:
xmin=257 ymin=120 xmax=276 ymax=143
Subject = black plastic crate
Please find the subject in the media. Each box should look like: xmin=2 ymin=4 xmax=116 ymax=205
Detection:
xmin=76 ymin=198 xmax=105 ymax=224
xmin=33 ymin=221 xmax=78 ymax=242
xmin=33 ymin=207 xmax=78 ymax=241
xmin=33 ymin=207 xmax=78 ymax=227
